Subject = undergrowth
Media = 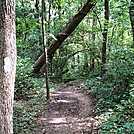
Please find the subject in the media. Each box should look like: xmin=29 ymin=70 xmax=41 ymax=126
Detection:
xmin=13 ymin=78 xmax=44 ymax=133
xmin=83 ymin=77 xmax=134 ymax=134
xmin=13 ymin=77 xmax=61 ymax=134
xmin=13 ymin=57 xmax=60 ymax=134
xmin=82 ymin=48 xmax=134 ymax=133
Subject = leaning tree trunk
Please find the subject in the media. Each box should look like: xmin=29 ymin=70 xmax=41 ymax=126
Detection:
xmin=0 ymin=0 xmax=16 ymax=134
xmin=33 ymin=0 xmax=95 ymax=73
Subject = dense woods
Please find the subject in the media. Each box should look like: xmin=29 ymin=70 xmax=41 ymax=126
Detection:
xmin=0 ymin=0 xmax=133 ymax=133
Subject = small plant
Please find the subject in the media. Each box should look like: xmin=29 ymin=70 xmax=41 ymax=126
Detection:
xmin=84 ymin=48 xmax=134 ymax=133
xmin=15 ymin=56 xmax=34 ymax=100
xmin=13 ymin=85 xmax=46 ymax=134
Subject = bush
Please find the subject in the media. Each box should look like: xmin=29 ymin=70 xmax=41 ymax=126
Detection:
xmin=105 ymin=48 xmax=134 ymax=103
xmin=84 ymin=48 xmax=134 ymax=133
xmin=15 ymin=56 xmax=34 ymax=100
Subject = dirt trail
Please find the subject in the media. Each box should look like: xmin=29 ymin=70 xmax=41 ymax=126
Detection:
xmin=36 ymin=81 xmax=98 ymax=134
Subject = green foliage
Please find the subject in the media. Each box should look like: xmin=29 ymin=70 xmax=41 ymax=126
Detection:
xmin=16 ymin=0 xmax=42 ymax=61
xmin=13 ymin=80 xmax=46 ymax=134
xmin=14 ymin=76 xmax=61 ymax=134
xmin=99 ymin=113 xmax=134 ymax=134
xmin=15 ymin=56 xmax=34 ymax=100
xmin=106 ymin=48 xmax=134 ymax=90
xmin=15 ymin=0 xmax=134 ymax=133
xmin=14 ymin=55 xmax=61 ymax=133
xmin=84 ymin=47 xmax=134 ymax=133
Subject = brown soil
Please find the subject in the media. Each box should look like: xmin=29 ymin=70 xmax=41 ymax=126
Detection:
xmin=35 ymin=81 xmax=98 ymax=134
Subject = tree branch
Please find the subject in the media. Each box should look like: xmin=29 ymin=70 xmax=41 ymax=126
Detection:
xmin=33 ymin=0 xmax=95 ymax=73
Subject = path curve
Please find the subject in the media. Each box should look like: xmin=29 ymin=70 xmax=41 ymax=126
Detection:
xmin=36 ymin=81 xmax=98 ymax=134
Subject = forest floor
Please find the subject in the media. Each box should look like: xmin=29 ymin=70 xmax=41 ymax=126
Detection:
xmin=35 ymin=80 xmax=99 ymax=134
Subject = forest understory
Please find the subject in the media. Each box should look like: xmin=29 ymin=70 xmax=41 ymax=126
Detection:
xmin=0 ymin=0 xmax=134 ymax=133
xmin=13 ymin=0 xmax=134 ymax=133
xmin=14 ymin=77 xmax=134 ymax=134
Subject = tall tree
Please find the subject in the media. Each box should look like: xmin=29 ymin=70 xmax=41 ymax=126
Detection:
xmin=129 ymin=0 xmax=134 ymax=47
xmin=33 ymin=0 xmax=95 ymax=73
xmin=0 ymin=0 xmax=16 ymax=134
xmin=91 ymin=11 xmax=97 ymax=71
xmin=42 ymin=0 xmax=50 ymax=100
xmin=101 ymin=0 xmax=109 ymax=76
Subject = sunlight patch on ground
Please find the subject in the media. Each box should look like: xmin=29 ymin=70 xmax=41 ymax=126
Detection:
xmin=55 ymin=91 xmax=72 ymax=94
xmin=52 ymin=91 xmax=73 ymax=96
xmin=49 ymin=117 xmax=66 ymax=123
xmin=56 ymin=99 xmax=75 ymax=103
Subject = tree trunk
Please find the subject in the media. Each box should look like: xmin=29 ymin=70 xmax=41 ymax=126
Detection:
xmin=101 ymin=0 xmax=109 ymax=76
xmin=91 ymin=12 xmax=97 ymax=71
xmin=42 ymin=0 xmax=50 ymax=100
xmin=129 ymin=0 xmax=134 ymax=47
xmin=0 ymin=0 xmax=16 ymax=134
xmin=33 ymin=0 xmax=95 ymax=73
xmin=83 ymin=44 xmax=88 ymax=70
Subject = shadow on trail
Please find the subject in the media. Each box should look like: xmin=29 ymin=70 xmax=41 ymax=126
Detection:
xmin=36 ymin=81 xmax=98 ymax=134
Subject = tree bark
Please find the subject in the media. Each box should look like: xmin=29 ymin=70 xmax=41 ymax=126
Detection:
xmin=129 ymin=0 xmax=134 ymax=47
xmin=0 ymin=0 xmax=16 ymax=134
xmin=33 ymin=0 xmax=95 ymax=73
xmin=101 ymin=0 xmax=109 ymax=76
xmin=42 ymin=0 xmax=50 ymax=100
xmin=91 ymin=11 xmax=97 ymax=71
